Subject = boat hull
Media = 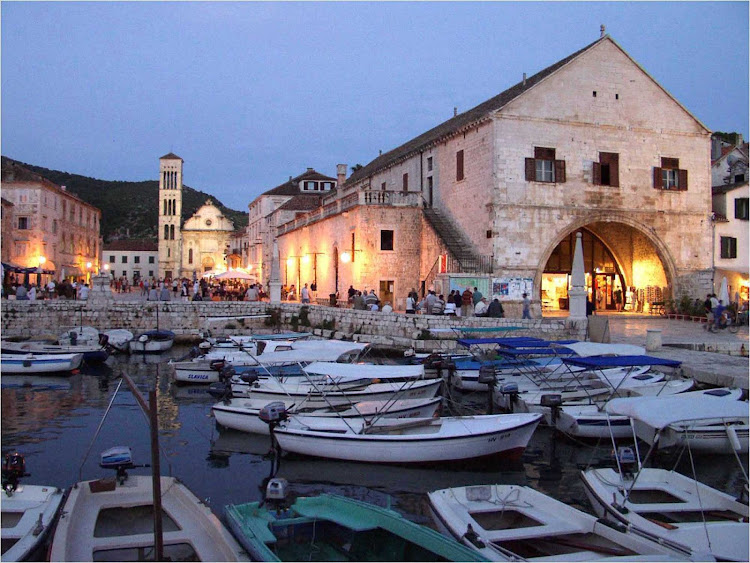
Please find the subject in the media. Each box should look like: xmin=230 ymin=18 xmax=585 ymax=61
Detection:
xmin=128 ymin=330 xmax=175 ymax=353
xmin=1 ymin=353 xmax=83 ymax=374
xmin=1 ymin=484 xmax=65 ymax=562
xmin=274 ymin=413 xmax=542 ymax=464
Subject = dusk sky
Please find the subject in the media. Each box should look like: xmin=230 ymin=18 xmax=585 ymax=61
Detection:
xmin=2 ymin=2 xmax=748 ymax=211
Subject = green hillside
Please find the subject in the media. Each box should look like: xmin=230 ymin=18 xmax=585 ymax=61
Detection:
xmin=9 ymin=159 xmax=248 ymax=242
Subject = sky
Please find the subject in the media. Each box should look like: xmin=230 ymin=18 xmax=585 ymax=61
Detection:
xmin=2 ymin=2 xmax=748 ymax=211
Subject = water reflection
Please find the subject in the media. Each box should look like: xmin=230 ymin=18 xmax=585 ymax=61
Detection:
xmin=1 ymin=345 xmax=747 ymax=529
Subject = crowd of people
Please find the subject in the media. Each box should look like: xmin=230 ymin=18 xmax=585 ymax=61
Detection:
xmin=3 ymin=277 xmax=89 ymax=300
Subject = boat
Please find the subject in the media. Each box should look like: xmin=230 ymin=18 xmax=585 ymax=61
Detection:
xmin=0 ymin=352 xmax=83 ymax=374
xmin=1 ymin=453 xmax=65 ymax=562
xmin=103 ymin=329 xmax=135 ymax=352
xmin=59 ymin=325 xmax=101 ymax=347
xmin=582 ymin=465 xmax=747 ymax=561
xmin=128 ymin=329 xmax=176 ymax=353
xmin=604 ymin=387 xmax=748 ymax=453
xmin=269 ymin=410 xmax=543 ymax=464
xmin=225 ymin=487 xmax=489 ymax=562
xmin=212 ymin=396 xmax=442 ymax=435
xmin=1 ymin=339 xmax=110 ymax=364
xmin=49 ymin=447 xmax=249 ymax=561
xmin=428 ymin=484 xmax=697 ymax=561
xmin=200 ymin=331 xmax=311 ymax=350
xmin=229 ymin=377 xmax=443 ymax=408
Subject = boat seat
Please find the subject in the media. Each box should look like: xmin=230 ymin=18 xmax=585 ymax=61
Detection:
xmin=293 ymin=504 xmax=378 ymax=533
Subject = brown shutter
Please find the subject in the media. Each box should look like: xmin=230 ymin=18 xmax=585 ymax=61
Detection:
xmin=592 ymin=162 xmax=602 ymax=185
xmin=456 ymin=150 xmax=464 ymax=181
xmin=610 ymin=154 xmax=619 ymax=187
xmin=525 ymin=158 xmax=535 ymax=181
xmin=678 ymin=168 xmax=688 ymax=191
xmin=653 ymin=167 xmax=662 ymax=189
xmin=554 ymin=160 xmax=566 ymax=183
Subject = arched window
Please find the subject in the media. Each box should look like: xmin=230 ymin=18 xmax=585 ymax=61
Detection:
xmin=163 ymin=199 xmax=168 ymax=215
xmin=188 ymin=248 xmax=193 ymax=264
xmin=164 ymin=225 xmax=169 ymax=240
xmin=170 ymin=225 xmax=175 ymax=240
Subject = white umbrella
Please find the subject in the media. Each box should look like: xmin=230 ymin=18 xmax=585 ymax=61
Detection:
xmin=201 ymin=270 xmax=219 ymax=278
xmin=214 ymin=270 xmax=255 ymax=281
xmin=719 ymin=276 xmax=730 ymax=305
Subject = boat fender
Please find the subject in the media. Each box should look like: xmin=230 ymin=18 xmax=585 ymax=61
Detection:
xmin=727 ymin=426 xmax=742 ymax=452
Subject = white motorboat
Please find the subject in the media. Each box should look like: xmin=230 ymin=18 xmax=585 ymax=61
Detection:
xmin=428 ymin=484 xmax=697 ymax=561
xmin=212 ymin=396 xmax=442 ymax=435
xmin=270 ymin=412 xmax=543 ymax=464
xmin=59 ymin=325 xmax=101 ymax=346
xmin=2 ymin=339 xmax=110 ymax=363
xmin=605 ymin=387 xmax=748 ymax=454
xmin=232 ymin=377 xmax=443 ymax=408
xmin=49 ymin=472 xmax=249 ymax=561
xmin=582 ymin=466 xmax=747 ymax=561
xmin=1 ymin=453 xmax=65 ymax=562
xmin=200 ymin=331 xmax=311 ymax=350
xmin=128 ymin=329 xmax=175 ymax=353
xmin=102 ymin=329 xmax=134 ymax=352
xmin=1 ymin=352 xmax=83 ymax=374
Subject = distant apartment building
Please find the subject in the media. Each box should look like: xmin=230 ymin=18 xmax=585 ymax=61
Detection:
xmin=1 ymin=157 xmax=102 ymax=282
xmin=102 ymin=239 xmax=159 ymax=283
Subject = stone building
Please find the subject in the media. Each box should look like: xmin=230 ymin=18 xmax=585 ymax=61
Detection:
xmin=1 ymin=157 xmax=102 ymax=282
xmin=102 ymin=239 xmax=159 ymax=283
xmin=275 ymin=34 xmax=713 ymax=312
xmin=157 ymin=153 xmax=236 ymax=280
xmin=2 ymin=198 xmax=14 ymax=264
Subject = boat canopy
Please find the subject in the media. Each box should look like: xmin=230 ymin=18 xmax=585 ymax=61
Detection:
xmin=303 ymin=362 xmax=424 ymax=379
xmin=497 ymin=346 xmax=576 ymax=357
xmin=605 ymin=389 xmax=748 ymax=428
xmin=563 ymin=355 xmax=681 ymax=369
xmin=563 ymin=342 xmax=646 ymax=357
xmin=457 ymin=337 xmax=544 ymax=347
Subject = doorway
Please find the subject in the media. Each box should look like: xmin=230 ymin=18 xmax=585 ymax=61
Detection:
xmin=594 ymin=273 xmax=617 ymax=311
xmin=379 ymin=280 xmax=394 ymax=308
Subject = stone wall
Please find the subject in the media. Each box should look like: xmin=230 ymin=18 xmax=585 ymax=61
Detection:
xmin=1 ymin=300 xmax=587 ymax=352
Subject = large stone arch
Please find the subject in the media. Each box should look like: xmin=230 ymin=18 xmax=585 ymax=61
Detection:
xmin=534 ymin=212 xmax=678 ymax=301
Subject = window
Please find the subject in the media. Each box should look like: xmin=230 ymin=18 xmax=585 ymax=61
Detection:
xmin=381 ymin=182 xmax=386 ymax=191
xmin=302 ymin=181 xmax=318 ymax=191
xmin=52 ymin=219 xmax=57 ymax=234
xmin=380 ymin=230 xmax=394 ymax=251
xmin=654 ymin=157 xmax=687 ymax=191
xmin=109 ymin=255 xmax=115 ymax=263
xmin=720 ymin=236 xmax=737 ymax=259
xmin=121 ymin=256 xmax=128 ymax=263
xmin=402 ymin=173 xmax=408 ymax=192
xmin=456 ymin=150 xmax=464 ymax=181
xmin=134 ymin=256 xmax=140 ymax=264
xmin=525 ymin=147 xmax=565 ymax=183
xmin=122 ymin=271 xmax=127 ymax=277
xmin=427 ymin=157 xmax=433 ymax=172
xmin=320 ymin=182 xmax=334 ymax=191
xmin=735 ymin=198 xmax=749 ymax=220
xmin=164 ymin=225 xmax=169 ymax=240
xmin=188 ymin=248 xmax=193 ymax=264
xmin=149 ymin=256 xmax=155 ymax=264
xmin=593 ymin=152 xmax=619 ymax=187
xmin=170 ymin=225 xmax=175 ymax=240
xmin=17 ymin=217 xmax=29 ymax=230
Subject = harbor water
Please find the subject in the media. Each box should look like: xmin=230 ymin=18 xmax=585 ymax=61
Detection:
xmin=2 ymin=346 xmax=747 ymax=550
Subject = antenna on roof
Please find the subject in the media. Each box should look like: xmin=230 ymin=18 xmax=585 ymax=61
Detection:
xmin=600 ymin=24 xmax=606 ymax=38
xmin=522 ymin=73 xmax=526 ymax=86
xmin=453 ymin=107 xmax=457 ymax=117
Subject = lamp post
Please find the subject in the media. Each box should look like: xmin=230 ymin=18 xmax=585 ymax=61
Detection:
xmin=86 ymin=261 xmax=93 ymax=284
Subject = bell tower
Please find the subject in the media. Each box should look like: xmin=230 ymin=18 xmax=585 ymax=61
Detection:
xmin=158 ymin=153 xmax=183 ymax=281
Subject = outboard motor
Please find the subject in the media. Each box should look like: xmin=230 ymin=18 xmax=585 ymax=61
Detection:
xmin=219 ymin=366 xmax=237 ymax=383
xmin=2 ymin=452 xmax=30 ymax=496
xmin=239 ymin=373 xmax=260 ymax=385
xmin=263 ymin=477 xmax=291 ymax=515
xmin=498 ymin=382 xmax=519 ymax=412
xmin=615 ymin=446 xmax=637 ymax=479
xmin=69 ymin=331 xmax=78 ymax=346
xmin=540 ymin=394 xmax=563 ymax=424
xmin=208 ymin=381 xmax=233 ymax=403
xmin=99 ymin=446 xmax=147 ymax=484
xmin=209 ymin=359 xmax=226 ymax=372
xmin=98 ymin=333 xmax=110 ymax=347
xmin=259 ymin=402 xmax=289 ymax=427
xmin=198 ymin=341 xmax=212 ymax=353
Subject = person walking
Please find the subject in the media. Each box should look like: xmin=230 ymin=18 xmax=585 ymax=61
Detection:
xmin=300 ymin=283 xmax=311 ymax=304
xmin=522 ymin=293 xmax=532 ymax=319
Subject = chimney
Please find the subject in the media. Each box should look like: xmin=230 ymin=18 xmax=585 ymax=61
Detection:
xmin=453 ymin=107 xmax=457 ymax=117
xmin=61 ymin=185 xmax=67 ymax=191
xmin=600 ymin=24 xmax=606 ymax=38
xmin=306 ymin=167 xmax=313 ymax=172
xmin=336 ymin=164 xmax=347 ymax=187
xmin=522 ymin=73 xmax=526 ymax=86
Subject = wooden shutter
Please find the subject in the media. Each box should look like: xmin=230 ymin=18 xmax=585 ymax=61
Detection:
xmin=525 ymin=158 xmax=535 ymax=181
xmin=601 ymin=152 xmax=619 ymax=187
xmin=678 ymin=169 xmax=688 ymax=191
xmin=592 ymin=162 xmax=602 ymax=185
xmin=554 ymin=160 xmax=566 ymax=183
xmin=456 ymin=150 xmax=464 ymax=181
xmin=653 ymin=167 xmax=662 ymax=189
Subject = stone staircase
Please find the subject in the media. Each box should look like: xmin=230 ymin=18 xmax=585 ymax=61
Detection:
xmin=422 ymin=208 xmax=490 ymax=273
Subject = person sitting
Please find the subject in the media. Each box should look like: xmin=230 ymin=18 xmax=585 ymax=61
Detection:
xmin=474 ymin=297 xmax=488 ymax=317
xmin=381 ymin=301 xmax=393 ymax=313
xmin=487 ymin=298 xmax=504 ymax=318
xmin=443 ymin=301 xmax=457 ymax=315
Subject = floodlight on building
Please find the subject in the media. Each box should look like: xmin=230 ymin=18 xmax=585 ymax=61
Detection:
xmin=340 ymin=251 xmax=351 ymax=263
xmin=301 ymin=254 xmax=311 ymax=265
xmin=38 ymin=256 xmax=47 ymax=267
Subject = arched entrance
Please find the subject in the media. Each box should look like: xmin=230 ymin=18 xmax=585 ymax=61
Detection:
xmin=540 ymin=222 xmax=672 ymax=313
xmin=201 ymin=256 xmax=215 ymax=273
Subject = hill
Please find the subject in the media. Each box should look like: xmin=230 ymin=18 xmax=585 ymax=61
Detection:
xmin=6 ymin=158 xmax=248 ymax=242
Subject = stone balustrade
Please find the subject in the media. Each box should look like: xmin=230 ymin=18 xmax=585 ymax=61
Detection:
xmin=2 ymin=300 xmax=587 ymax=351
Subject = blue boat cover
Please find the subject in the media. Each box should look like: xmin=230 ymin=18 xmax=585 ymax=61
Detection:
xmin=563 ymin=355 xmax=681 ymax=368
xmin=496 ymin=339 xmax=579 ymax=349
xmin=497 ymin=347 xmax=576 ymax=357
xmin=452 ymin=327 xmax=525 ymax=333
xmin=457 ymin=337 xmax=544 ymax=347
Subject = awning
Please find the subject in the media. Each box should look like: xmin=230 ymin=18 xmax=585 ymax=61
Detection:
xmin=1 ymin=262 xmax=54 ymax=275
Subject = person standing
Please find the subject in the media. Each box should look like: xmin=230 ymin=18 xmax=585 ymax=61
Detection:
xmin=28 ymin=285 xmax=37 ymax=300
xmin=300 ymin=283 xmax=311 ymax=304
xmin=614 ymin=287 xmax=623 ymax=312
xmin=472 ymin=287 xmax=483 ymax=307
xmin=405 ymin=293 xmax=416 ymax=314
xmin=353 ymin=291 xmax=367 ymax=310
xmin=522 ymin=293 xmax=532 ymax=319
xmin=79 ymin=283 xmax=90 ymax=301
xmin=487 ymin=298 xmax=504 ymax=318
xmin=461 ymin=287 xmax=473 ymax=317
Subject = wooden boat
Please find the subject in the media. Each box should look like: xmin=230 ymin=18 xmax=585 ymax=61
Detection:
xmin=582 ymin=466 xmax=748 ymax=561
xmin=102 ymin=329 xmax=134 ymax=352
xmin=59 ymin=325 xmax=101 ymax=347
xmin=212 ymin=396 xmax=442 ymax=435
xmin=1 ymin=339 xmax=110 ymax=364
xmin=232 ymin=377 xmax=442 ymax=408
xmin=128 ymin=329 xmax=175 ymax=353
xmin=1 ymin=453 xmax=65 ymax=562
xmin=49 ymin=472 xmax=249 ymax=561
xmin=428 ymin=484 xmax=697 ymax=561
xmin=0 ymin=352 xmax=83 ymax=374
xmin=201 ymin=331 xmax=311 ymax=349
xmin=271 ymin=412 xmax=542 ymax=464
xmin=604 ymin=387 xmax=748 ymax=454
xmin=225 ymin=492 xmax=489 ymax=561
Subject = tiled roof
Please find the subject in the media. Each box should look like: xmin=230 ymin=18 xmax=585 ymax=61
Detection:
xmin=344 ymin=37 xmax=605 ymax=186
xmin=103 ymin=239 xmax=158 ymax=251
xmin=263 ymin=169 xmax=336 ymax=197
xmin=276 ymin=194 xmax=325 ymax=212
xmin=712 ymin=180 xmax=749 ymax=195
xmin=1 ymin=197 xmax=14 ymax=207
xmin=160 ymin=152 xmax=183 ymax=161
